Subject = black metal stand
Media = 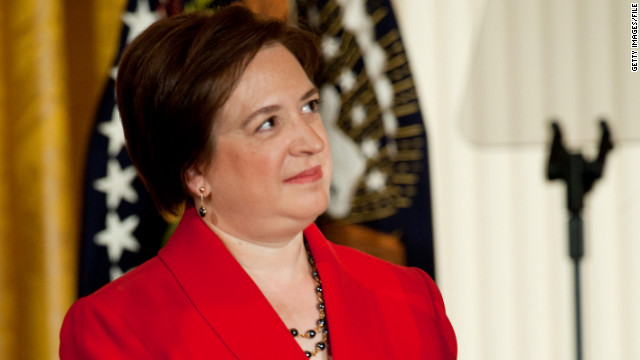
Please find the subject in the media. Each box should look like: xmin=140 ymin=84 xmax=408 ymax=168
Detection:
xmin=546 ymin=121 xmax=613 ymax=360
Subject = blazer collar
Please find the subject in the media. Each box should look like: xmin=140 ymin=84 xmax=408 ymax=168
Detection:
xmin=160 ymin=208 xmax=388 ymax=359
xmin=159 ymin=208 xmax=307 ymax=359
xmin=304 ymin=225 xmax=393 ymax=359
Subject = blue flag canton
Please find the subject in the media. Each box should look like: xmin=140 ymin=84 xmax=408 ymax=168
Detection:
xmin=78 ymin=0 xmax=277 ymax=297
xmin=79 ymin=0 xmax=167 ymax=297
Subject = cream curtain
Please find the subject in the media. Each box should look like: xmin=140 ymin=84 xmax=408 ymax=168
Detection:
xmin=393 ymin=0 xmax=640 ymax=358
xmin=0 ymin=0 xmax=126 ymax=358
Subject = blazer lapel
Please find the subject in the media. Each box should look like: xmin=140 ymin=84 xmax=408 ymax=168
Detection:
xmin=304 ymin=224 xmax=393 ymax=359
xmin=159 ymin=208 xmax=308 ymax=359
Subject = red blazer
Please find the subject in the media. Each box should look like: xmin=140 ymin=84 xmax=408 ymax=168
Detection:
xmin=60 ymin=208 xmax=457 ymax=359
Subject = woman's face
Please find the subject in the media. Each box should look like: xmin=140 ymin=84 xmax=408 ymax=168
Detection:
xmin=197 ymin=44 xmax=332 ymax=241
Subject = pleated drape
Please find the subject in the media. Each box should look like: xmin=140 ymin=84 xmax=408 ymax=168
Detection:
xmin=0 ymin=0 xmax=126 ymax=358
xmin=393 ymin=0 xmax=640 ymax=358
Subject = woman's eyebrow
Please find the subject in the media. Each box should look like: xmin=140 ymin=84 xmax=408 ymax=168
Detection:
xmin=241 ymin=87 xmax=320 ymax=128
xmin=300 ymin=87 xmax=319 ymax=101
xmin=242 ymin=105 xmax=280 ymax=128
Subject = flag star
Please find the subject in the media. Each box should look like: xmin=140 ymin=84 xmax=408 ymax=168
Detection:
xmin=361 ymin=137 xmax=379 ymax=159
xmin=110 ymin=65 xmax=118 ymax=80
xmin=94 ymin=159 xmax=139 ymax=209
xmin=94 ymin=212 xmax=141 ymax=263
xmin=122 ymin=0 xmax=159 ymax=44
xmin=366 ymin=168 xmax=387 ymax=192
xmin=351 ymin=103 xmax=367 ymax=127
xmin=110 ymin=264 xmax=124 ymax=281
xmin=110 ymin=264 xmax=136 ymax=281
xmin=338 ymin=68 xmax=357 ymax=93
xmin=98 ymin=106 xmax=126 ymax=156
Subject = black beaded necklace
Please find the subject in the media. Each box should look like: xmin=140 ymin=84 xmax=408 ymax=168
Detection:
xmin=289 ymin=240 xmax=328 ymax=358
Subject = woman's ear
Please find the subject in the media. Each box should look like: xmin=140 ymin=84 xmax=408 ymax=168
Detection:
xmin=184 ymin=163 xmax=208 ymax=198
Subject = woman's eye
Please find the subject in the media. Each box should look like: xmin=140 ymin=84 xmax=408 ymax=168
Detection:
xmin=257 ymin=117 xmax=276 ymax=131
xmin=302 ymin=99 xmax=320 ymax=114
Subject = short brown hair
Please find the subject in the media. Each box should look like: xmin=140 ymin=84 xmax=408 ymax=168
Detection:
xmin=116 ymin=5 xmax=320 ymax=216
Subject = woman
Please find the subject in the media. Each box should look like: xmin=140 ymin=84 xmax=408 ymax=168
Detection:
xmin=60 ymin=6 xmax=456 ymax=359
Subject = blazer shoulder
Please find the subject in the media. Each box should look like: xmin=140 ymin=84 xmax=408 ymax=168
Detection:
xmin=330 ymin=241 xmax=430 ymax=287
xmin=60 ymin=257 xmax=178 ymax=358
xmin=83 ymin=256 xmax=171 ymax=305
xmin=327 ymin=242 xmax=458 ymax=357
xmin=60 ymin=289 xmax=156 ymax=359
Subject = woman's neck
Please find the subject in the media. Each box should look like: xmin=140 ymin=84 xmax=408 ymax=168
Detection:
xmin=205 ymin=220 xmax=309 ymax=284
xmin=204 ymin=219 xmax=328 ymax=359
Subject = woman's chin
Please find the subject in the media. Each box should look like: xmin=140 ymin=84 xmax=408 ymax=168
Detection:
xmin=291 ymin=195 xmax=330 ymax=223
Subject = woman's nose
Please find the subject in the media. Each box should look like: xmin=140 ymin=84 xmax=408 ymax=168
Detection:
xmin=289 ymin=117 xmax=326 ymax=155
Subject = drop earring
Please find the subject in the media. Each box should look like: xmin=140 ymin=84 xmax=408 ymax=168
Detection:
xmin=198 ymin=187 xmax=207 ymax=217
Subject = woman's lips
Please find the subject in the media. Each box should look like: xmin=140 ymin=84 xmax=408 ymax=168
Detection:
xmin=284 ymin=165 xmax=323 ymax=184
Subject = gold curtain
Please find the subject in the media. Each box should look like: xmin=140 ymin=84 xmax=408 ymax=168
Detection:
xmin=0 ymin=0 xmax=126 ymax=358
xmin=0 ymin=0 xmax=288 ymax=357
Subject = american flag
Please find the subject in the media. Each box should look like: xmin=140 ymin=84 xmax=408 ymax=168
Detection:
xmin=78 ymin=0 xmax=169 ymax=297
xmin=79 ymin=0 xmax=241 ymax=298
